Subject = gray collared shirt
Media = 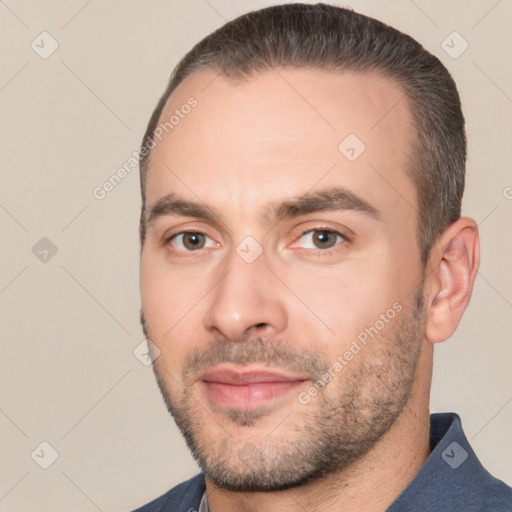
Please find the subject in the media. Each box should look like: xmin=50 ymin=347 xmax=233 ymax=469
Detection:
xmin=198 ymin=491 xmax=209 ymax=512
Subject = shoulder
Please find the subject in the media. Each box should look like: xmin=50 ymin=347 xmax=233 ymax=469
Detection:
xmin=130 ymin=473 xmax=206 ymax=512
xmin=389 ymin=412 xmax=512 ymax=511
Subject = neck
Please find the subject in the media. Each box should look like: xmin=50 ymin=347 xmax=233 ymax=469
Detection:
xmin=206 ymin=346 xmax=433 ymax=512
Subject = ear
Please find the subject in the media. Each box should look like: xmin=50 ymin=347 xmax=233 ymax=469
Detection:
xmin=424 ymin=217 xmax=480 ymax=344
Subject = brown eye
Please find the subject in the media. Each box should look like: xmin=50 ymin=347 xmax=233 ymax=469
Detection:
xmin=169 ymin=232 xmax=214 ymax=251
xmin=312 ymin=231 xmax=339 ymax=249
xmin=296 ymin=229 xmax=345 ymax=250
xmin=183 ymin=233 xmax=206 ymax=250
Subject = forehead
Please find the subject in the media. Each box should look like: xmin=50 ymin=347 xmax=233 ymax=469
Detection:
xmin=145 ymin=67 xmax=418 ymax=227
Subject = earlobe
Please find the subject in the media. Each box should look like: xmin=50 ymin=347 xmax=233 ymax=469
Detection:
xmin=425 ymin=218 xmax=480 ymax=344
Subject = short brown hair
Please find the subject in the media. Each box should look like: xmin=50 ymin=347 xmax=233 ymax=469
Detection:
xmin=139 ymin=3 xmax=466 ymax=265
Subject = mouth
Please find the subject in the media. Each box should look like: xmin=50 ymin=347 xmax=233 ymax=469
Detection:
xmin=198 ymin=363 xmax=310 ymax=410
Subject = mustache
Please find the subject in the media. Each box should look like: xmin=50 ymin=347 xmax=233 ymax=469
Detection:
xmin=140 ymin=309 xmax=331 ymax=382
xmin=181 ymin=337 xmax=331 ymax=384
xmin=140 ymin=307 xmax=330 ymax=383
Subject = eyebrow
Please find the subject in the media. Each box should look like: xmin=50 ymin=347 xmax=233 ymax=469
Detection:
xmin=145 ymin=186 xmax=380 ymax=227
xmin=266 ymin=187 xmax=380 ymax=223
xmin=146 ymin=195 xmax=216 ymax=225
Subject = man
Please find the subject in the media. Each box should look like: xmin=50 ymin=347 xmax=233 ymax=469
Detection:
xmin=133 ymin=3 xmax=512 ymax=511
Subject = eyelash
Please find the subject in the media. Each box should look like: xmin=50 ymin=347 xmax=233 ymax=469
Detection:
xmin=293 ymin=228 xmax=349 ymax=256
xmin=165 ymin=226 xmax=350 ymax=258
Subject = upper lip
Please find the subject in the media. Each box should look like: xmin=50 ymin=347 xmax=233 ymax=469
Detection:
xmin=198 ymin=363 xmax=310 ymax=385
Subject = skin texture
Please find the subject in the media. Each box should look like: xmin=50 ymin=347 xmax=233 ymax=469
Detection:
xmin=139 ymin=68 xmax=479 ymax=512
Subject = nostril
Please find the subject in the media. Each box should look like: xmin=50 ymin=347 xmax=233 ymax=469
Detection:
xmin=254 ymin=323 xmax=267 ymax=329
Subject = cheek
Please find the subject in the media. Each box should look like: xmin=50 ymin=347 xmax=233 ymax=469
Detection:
xmin=140 ymin=254 xmax=202 ymax=350
xmin=282 ymin=262 xmax=402 ymax=352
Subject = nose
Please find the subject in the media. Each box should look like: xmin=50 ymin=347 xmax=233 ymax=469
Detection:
xmin=203 ymin=248 xmax=288 ymax=341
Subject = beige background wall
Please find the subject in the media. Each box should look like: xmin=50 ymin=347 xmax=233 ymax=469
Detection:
xmin=0 ymin=1 xmax=510 ymax=510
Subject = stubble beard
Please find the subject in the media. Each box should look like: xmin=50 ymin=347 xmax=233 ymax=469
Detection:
xmin=141 ymin=288 xmax=426 ymax=492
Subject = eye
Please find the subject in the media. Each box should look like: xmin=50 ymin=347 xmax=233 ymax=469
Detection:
xmin=295 ymin=229 xmax=347 ymax=250
xmin=167 ymin=231 xmax=218 ymax=252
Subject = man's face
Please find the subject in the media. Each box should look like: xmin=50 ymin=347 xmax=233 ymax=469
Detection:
xmin=140 ymin=68 xmax=426 ymax=491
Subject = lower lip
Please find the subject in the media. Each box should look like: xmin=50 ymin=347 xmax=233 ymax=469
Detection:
xmin=202 ymin=380 xmax=306 ymax=409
